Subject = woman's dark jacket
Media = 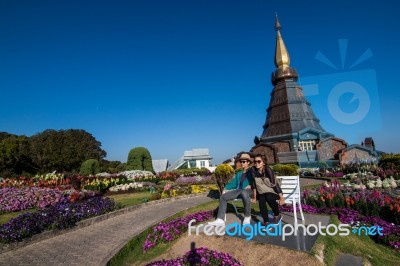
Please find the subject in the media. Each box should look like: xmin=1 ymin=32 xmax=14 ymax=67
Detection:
xmin=251 ymin=166 xmax=283 ymax=194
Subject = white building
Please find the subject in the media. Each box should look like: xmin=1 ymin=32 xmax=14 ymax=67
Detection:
xmin=168 ymin=148 xmax=213 ymax=171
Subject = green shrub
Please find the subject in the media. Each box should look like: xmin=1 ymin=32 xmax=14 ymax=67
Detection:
xmin=380 ymin=154 xmax=400 ymax=170
xmin=157 ymin=180 xmax=169 ymax=187
xmin=126 ymin=147 xmax=154 ymax=172
xmin=79 ymin=159 xmax=100 ymax=176
xmin=271 ymin=164 xmax=299 ymax=176
xmin=213 ymin=164 xmax=235 ymax=194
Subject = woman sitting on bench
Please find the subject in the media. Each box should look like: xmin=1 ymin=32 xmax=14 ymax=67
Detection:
xmin=251 ymin=154 xmax=285 ymax=231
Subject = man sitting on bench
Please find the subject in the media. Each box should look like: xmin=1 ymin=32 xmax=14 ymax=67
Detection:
xmin=208 ymin=153 xmax=254 ymax=226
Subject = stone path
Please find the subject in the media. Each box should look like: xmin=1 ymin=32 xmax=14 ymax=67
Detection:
xmin=0 ymin=194 xmax=213 ymax=266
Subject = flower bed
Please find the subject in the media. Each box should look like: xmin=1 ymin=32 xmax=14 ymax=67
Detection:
xmin=108 ymin=182 xmax=156 ymax=192
xmin=280 ymin=204 xmax=400 ymax=250
xmin=158 ymin=168 xmax=211 ymax=181
xmin=325 ymin=172 xmax=345 ymax=178
xmin=175 ymin=175 xmax=214 ymax=185
xmin=0 ymin=196 xmax=117 ymax=243
xmin=304 ymin=179 xmax=400 ymax=224
xmin=146 ymin=247 xmax=243 ymax=266
xmin=117 ymin=170 xmax=156 ymax=180
xmin=0 ymin=170 xmax=157 ymax=193
xmin=0 ymin=175 xmax=70 ymax=188
xmin=143 ymin=210 xmax=214 ymax=252
xmin=0 ymin=187 xmax=98 ymax=212
xmin=160 ymin=184 xmax=218 ymax=199
xmin=301 ymin=179 xmax=400 ymax=250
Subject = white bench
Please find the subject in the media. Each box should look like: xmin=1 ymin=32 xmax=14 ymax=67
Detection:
xmin=276 ymin=175 xmax=305 ymax=227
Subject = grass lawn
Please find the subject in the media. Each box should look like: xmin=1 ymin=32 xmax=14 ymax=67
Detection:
xmin=314 ymin=215 xmax=400 ymax=266
xmin=107 ymin=191 xmax=153 ymax=208
xmin=0 ymin=208 xmax=37 ymax=225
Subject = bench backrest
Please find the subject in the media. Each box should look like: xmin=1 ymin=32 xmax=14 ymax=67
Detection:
xmin=276 ymin=175 xmax=301 ymax=204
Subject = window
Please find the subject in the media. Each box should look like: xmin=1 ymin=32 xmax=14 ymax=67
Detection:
xmin=200 ymin=160 xmax=205 ymax=167
xmin=299 ymin=140 xmax=316 ymax=151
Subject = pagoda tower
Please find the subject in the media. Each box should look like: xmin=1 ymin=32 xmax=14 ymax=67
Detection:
xmin=251 ymin=16 xmax=335 ymax=165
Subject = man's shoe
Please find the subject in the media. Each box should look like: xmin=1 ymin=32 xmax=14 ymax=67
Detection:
xmin=208 ymin=218 xmax=225 ymax=226
xmin=243 ymin=216 xmax=251 ymax=225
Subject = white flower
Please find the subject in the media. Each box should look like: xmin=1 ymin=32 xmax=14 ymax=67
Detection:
xmin=375 ymin=178 xmax=382 ymax=188
xmin=382 ymin=179 xmax=391 ymax=189
xmin=367 ymin=181 xmax=375 ymax=189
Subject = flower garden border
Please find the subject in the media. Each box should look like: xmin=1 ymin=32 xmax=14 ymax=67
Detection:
xmin=0 ymin=192 xmax=210 ymax=254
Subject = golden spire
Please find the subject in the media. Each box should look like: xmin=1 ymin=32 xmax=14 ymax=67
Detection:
xmin=274 ymin=15 xmax=290 ymax=69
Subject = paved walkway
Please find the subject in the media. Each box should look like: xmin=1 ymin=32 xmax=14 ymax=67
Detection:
xmin=0 ymin=194 xmax=213 ymax=266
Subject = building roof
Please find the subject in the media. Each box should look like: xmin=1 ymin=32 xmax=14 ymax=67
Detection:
xmin=183 ymin=148 xmax=211 ymax=158
xmin=152 ymin=159 xmax=169 ymax=173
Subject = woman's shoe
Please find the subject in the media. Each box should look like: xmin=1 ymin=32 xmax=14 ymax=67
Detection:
xmin=261 ymin=222 xmax=269 ymax=232
xmin=272 ymin=214 xmax=282 ymax=224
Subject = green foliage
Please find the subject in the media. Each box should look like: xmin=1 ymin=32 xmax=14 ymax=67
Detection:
xmin=30 ymin=129 xmax=106 ymax=173
xmin=213 ymin=164 xmax=235 ymax=194
xmin=157 ymin=180 xmax=169 ymax=187
xmin=100 ymin=159 xmax=125 ymax=173
xmin=271 ymin=164 xmax=299 ymax=176
xmin=80 ymin=159 xmax=100 ymax=176
xmin=0 ymin=129 xmax=107 ymax=176
xmin=380 ymin=153 xmax=400 ymax=170
xmin=126 ymin=147 xmax=154 ymax=172
xmin=0 ymin=134 xmax=34 ymax=175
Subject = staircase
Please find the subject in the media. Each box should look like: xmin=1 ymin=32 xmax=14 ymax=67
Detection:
xmin=167 ymin=156 xmax=186 ymax=171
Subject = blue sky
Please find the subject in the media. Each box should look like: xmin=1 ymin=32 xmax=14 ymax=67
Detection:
xmin=1 ymin=0 xmax=399 ymax=165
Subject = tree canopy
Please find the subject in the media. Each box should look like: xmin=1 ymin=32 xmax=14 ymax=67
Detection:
xmin=0 ymin=129 xmax=106 ymax=175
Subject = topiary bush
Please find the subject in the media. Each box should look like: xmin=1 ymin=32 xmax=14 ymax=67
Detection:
xmin=79 ymin=159 xmax=100 ymax=176
xmin=126 ymin=147 xmax=154 ymax=172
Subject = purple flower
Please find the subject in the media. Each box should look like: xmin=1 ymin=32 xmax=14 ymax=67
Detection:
xmin=0 ymin=196 xmax=116 ymax=243
xmin=143 ymin=210 xmax=214 ymax=252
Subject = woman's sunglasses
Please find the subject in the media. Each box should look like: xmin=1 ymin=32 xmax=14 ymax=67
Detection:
xmin=254 ymin=160 xmax=263 ymax=164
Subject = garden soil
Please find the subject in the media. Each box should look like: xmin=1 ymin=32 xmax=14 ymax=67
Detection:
xmin=142 ymin=234 xmax=323 ymax=266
